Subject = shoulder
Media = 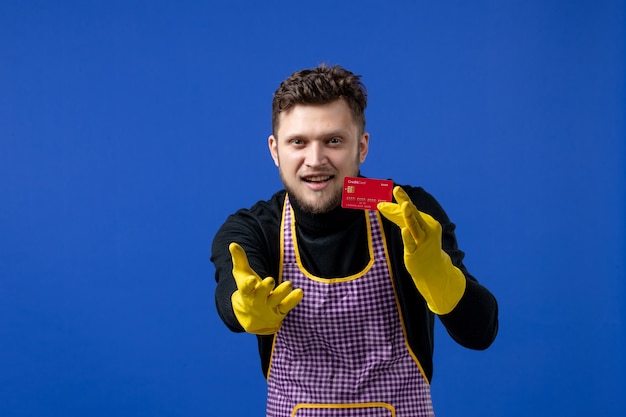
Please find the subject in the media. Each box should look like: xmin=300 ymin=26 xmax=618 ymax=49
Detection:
xmin=233 ymin=190 xmax=286 ymax=222
xmin=211 ymin=190 xmax=286 ymax=253
xmin=216 ymin=190 xmax=286 ymax=236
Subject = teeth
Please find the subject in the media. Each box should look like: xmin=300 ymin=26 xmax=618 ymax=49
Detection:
xmin=305 ymin=176 xmax=330 ymax=182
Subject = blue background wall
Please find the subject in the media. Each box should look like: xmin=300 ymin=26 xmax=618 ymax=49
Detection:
xmin=1 ymin=1 xmax=624 ymax=416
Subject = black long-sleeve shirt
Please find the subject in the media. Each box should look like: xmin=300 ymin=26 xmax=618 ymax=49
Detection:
xmin=211 ymin=183 xmax=498 ymax=383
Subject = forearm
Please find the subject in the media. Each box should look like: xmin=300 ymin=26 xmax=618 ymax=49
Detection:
xmin=215 ymin=274 xmax=244 ymax=332
xmin=438 ymin=279 xmax=498 ymax=349
xmin=212 ymin=217 xmax=251 ymax=332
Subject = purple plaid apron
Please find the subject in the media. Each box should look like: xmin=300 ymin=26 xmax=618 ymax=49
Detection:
xmin=266 ymin=197 xmax=434 ymax=417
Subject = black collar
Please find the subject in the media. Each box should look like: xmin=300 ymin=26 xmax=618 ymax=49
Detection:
xmin=289 ymin=195 xmax=363 ymax=237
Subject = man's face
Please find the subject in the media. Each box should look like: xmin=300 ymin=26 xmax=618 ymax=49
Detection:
xmin=268 ymin=99 xmax=369 ymax=214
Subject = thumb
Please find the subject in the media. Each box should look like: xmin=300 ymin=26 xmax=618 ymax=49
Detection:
xmin=229 ymin=242 xmax=260 ymax=289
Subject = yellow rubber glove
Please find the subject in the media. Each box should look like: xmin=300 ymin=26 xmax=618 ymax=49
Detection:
xmin=229 ymin=242 xmax=303 ymax=335
xmin=378 ymin=186 xmax=466 ymax=315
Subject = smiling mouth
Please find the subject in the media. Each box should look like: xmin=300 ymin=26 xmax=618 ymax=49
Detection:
xmin=302 ymin=175 xmax=334 ymax=183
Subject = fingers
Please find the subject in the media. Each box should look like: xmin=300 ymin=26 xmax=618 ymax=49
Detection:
xmin=237 ymin=276 xmax=258 ymax=294
xmin=380 ymin=187 xmax=435 ymax=247
xmin=392 ymin=185 xmax=411 ymax=205
xmin=269 ymin=281 xmax=304 ymax=313
xmin=268 ymin=281 xmax=294 ymax=307
xmin=256 ymin=277 xmax=276 ymax=299
xmin=401 ymin=225 xmax=418 ymax=254
xmin=392 ymin=186 xmax=428 ymax=241
xmin=230 ymin=241 xmax=302 ymax=311
xmin=277 ymin=288 xmax=304 ymax=314
xmin=377 ymin=201 xmax=405 ymax=227
xmin=235 ymin=275 xmax=276 ymax=301
xmin=239 ymin=277 xmax=303 ymax=315
xmin=402 ymin=201 xmax=426 ymax=243
xmin=379 ymin=186 xmax=420 ymax=229
xmin=378 ymin=186 xmax=408 ymax=227
xmin=418 ymin=210 xmax=443 ymax=233
xmin=380 ymin=198 xmax=426 ymax=243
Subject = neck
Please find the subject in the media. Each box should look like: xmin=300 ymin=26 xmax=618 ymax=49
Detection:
xmin=289 ymin=195 xmax=362 ymax=236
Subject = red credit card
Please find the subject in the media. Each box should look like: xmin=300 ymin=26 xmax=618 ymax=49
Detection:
xmin=341 ymin=176 xmax=394 ymax=210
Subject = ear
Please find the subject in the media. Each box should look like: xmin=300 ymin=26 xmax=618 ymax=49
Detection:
xmin=268 ymin=135 xmax=279 ymax=167
xmin=359 ymin=132 xmax=369 ymax=163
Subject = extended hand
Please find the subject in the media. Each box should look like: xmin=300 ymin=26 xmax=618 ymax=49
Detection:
xmin=378 ymin=186 xmax=466 ymax=314
xmin=229 ymin=242 xmax=303 ymax=334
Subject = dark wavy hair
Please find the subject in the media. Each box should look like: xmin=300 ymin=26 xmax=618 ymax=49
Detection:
xmin=271 ymin=64 xmax=368 ymax=136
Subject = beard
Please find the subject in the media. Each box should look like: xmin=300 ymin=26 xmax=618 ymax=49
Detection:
xmin=279 ymin=169 xmax=344 ymax=215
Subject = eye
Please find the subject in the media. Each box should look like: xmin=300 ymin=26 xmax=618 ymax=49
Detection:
xmin=328 ymin=137 xmax=341 ymax=144
xmin=290 ymin=138 xmax=303 ymax=145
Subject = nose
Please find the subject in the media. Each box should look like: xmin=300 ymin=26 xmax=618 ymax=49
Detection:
xmin=304 ymin=141 xmax=327 ymax=167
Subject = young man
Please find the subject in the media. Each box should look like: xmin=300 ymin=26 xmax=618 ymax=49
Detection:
xmin=211 ymin=64 xmax=498 ymax=416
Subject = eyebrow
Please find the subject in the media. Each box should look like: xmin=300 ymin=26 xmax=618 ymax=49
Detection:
xmin=282 ymin=129 xmax=351 ymax=141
